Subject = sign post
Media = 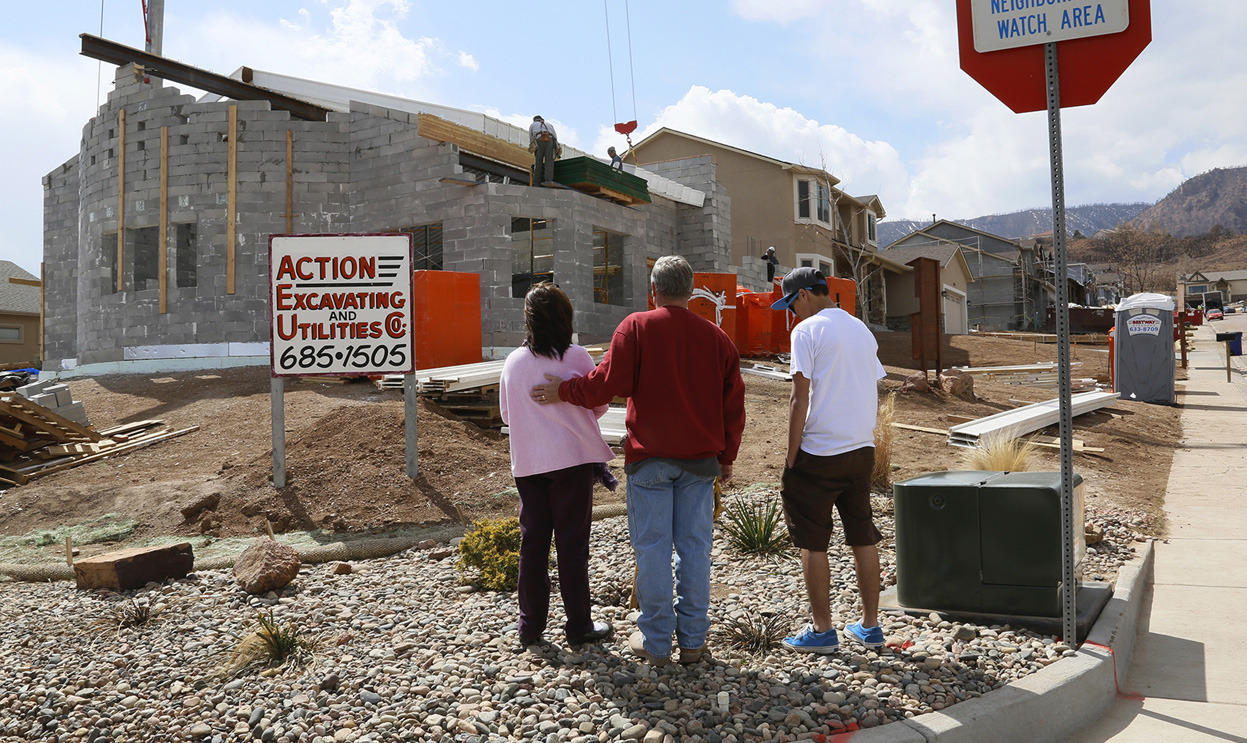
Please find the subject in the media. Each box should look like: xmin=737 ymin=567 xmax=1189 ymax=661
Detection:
xmin=957 ymin=0 xmax=1150 ymax=647
xmin=268 ymin=234 xmax=416 ymax=486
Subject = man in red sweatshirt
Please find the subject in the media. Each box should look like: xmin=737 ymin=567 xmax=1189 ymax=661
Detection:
xmin=532 ymin=255 xmax=746 ymax=665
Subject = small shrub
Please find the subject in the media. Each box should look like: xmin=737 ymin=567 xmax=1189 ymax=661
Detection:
xmin=872 ymin=392 xmax=897 ymax=493
xmin=89 ymin=598 xmax=162 ymax=636
xmin=719 ymin=613 xmax=789 ymax=655
xmin=962 ymin=435 xmax=1038 ymax=472
xmin=457 ymin=517 xmax=522 ymax=591
xmin=721 ymin=498 xmax=789 ymax=555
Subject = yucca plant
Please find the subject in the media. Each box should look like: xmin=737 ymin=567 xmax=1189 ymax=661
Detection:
xmin=719 ymin=613 xmax=789 ymax=655
xmin=721 ymin=497 xmax=789 ymax=555
xmin=215 ymin=610 xmax=318 ymax=678
xmin=872 ymin=392 xmax=897 ymax=493
xmin=88 ymin=597 xmax=162 ymax=637
xmin=961 ymin=434 xmax=1038 ymax=472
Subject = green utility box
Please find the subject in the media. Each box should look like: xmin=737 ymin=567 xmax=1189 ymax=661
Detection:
xmin=893 ymin=470 xmax=1085 ymax=618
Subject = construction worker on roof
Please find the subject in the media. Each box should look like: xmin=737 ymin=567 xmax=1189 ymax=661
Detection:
xmin=529 ymin=115 xmax=559 ymax=186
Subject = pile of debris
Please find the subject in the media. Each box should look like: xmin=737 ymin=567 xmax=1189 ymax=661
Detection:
xmin=0 ymin=378 xmax=197 ymax=489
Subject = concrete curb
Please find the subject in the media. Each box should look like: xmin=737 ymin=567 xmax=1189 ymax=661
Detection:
xmin=852 ymin=541 xmax=1154 ymax=743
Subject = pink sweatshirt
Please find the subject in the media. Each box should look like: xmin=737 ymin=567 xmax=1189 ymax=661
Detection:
xmin=499 ymin=344 xmax=615 ymax=478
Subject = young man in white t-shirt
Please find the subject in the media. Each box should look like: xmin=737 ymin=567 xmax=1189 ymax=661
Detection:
xmin=770 ymin=267 xmax=887 ymax=653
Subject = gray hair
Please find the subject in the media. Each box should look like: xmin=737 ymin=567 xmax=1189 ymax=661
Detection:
xmin=651 ymin=255 xmax=694 ymax=299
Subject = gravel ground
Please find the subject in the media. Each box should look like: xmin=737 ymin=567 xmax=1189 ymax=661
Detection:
xmin=0 ymin=490 xmax=1151 ymax=743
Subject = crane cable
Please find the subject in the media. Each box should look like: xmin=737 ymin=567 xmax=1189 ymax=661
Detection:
xmin=604 ymin=0 xmax=640 ymax=163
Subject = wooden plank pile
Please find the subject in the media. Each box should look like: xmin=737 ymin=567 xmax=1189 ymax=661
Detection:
xmin=946 ymin=390 xmax=1120 ymax=449
xmin=948 ymin=362 xmax=1099 ymax=391
xmin=0 ymin=392 xmax=197 ymax=487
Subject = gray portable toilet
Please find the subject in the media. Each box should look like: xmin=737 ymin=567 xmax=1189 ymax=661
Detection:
xmin=1113 ymin=293 xmax=1176 ymax=405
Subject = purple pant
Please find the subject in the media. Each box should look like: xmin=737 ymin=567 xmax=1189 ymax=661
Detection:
xmin=515 ymin=463 xmax=594 ymax=640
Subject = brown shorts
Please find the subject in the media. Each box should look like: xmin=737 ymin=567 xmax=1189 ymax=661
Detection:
xmin=779 ymin=446 xmax=882 ymax=551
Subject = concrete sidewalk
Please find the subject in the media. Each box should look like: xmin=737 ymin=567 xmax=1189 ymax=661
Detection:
xmin=1069 ymin=317 xmax=1247 ymax=742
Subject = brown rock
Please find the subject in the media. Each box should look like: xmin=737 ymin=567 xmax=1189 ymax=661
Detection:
xmin=901 ymin=372 xmax=929 ymax=393
xmin=332 ymin=561 xmax=353 ymax=575
xmin=1085 ymin=523 xmax=1105 ymax=545
xmin=74 ymin=543 xmax=194 ymax=591
xmin=180 ymin=493 xmax=221 ymax=523
xmin=429 ymin=549 xmax=454 ymax=561
xmin=938 ymin=369 xmax=976 ymax=400
xmin=233 ymin=538 xmax=301 ymax=594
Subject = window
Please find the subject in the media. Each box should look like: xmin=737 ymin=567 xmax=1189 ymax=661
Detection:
xmin=101 ymin=232 xmax=119 ymax=294
xmin=395 ymin=223 xmax=444 ymax=271
xmin=796 ymin=253 xmax=836 ymax=277
xmin=816 ymin=183 xmax=831 ymax=224
xmin=1187 ymin=285 xmax=1207 ymax=294
xmin=511 ymin=217 xmax=554 ymax=298
xmin=176 ymin=223 xmax=198 ymax=288
xmin=797 ymin=180 xmax=810 ymax=219
xmin=592 ymin=229 xmax=628 ymax=306
xmin=132 ymin=226 xmax=160 ymax=291
xmin=0 ymin=325 xmax=22 ymax=343
xmin=867 ymin=213 xmax=877 ymax=243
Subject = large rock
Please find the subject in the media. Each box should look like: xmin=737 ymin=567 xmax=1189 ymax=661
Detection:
xmin=938 ymin=368 xmax=976 ymax=400
xmin=901 ymin=372 xmax=929 ymax=393
xmin=74 ymin=542 xmax=194 ymax=590
xmin=233 ymin=538 xmax=301 ymax=594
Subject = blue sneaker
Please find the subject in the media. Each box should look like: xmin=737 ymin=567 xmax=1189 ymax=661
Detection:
xmin=845 ymin=621 xmax=885 ymax=650
xmin=782 ymin=624 xmax=839 ymax=653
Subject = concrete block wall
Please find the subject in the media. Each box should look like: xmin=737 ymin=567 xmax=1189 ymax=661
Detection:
xmin=639 ymin=157 xmax=732 ymax=273
xmin=42 ymin=156 xmax=80 ymax=362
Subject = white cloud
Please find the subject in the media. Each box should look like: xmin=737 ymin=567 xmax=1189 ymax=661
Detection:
xmin=458 ymin=51 xmax=479 ymax=71
xmin=617 ymin=86 xmax=908 ymax=206
xmin=731 ymin=0 xmax=824 ymax=24
xmin=180 ymin=1 xmax=449 ymax=98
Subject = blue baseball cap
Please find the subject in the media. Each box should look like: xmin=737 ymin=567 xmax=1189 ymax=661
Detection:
xmin=770 ymin=267 xmax=827 ymax=311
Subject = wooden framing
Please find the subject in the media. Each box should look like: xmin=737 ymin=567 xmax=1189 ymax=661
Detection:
xmin=416 ymin=113 xmax=531 ymax=171
xmin=159 ymin=126 xmax=169 ymax=313
xmin=226 ymin=104 xmax=237 ymax=295
xmin=117 ymin=110 xmax=126 ymax=293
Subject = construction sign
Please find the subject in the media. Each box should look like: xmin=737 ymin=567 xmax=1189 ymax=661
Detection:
xmin=268 ymin=234 xmax=415 ymax=377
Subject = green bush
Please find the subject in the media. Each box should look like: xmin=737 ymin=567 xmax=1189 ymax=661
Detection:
xmin=457 ymin=517 xmax=522 ymax=591
xmin=721 ymin=497 xmax=789 ymax=555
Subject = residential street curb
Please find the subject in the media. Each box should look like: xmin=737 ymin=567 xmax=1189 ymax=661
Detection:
xmin=852 ymin=541 xmax=1154 ymax=742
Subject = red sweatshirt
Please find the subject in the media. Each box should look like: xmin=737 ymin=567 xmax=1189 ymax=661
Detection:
xmin=559 ymin=306 xmax=746 ymax=466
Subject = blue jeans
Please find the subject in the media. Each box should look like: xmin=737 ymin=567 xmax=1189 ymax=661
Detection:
xmin=626 ymin=459 xmax=716 ymax=657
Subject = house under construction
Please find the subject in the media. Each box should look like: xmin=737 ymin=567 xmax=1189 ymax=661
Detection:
xmin=42 ymin=37 xmax=733 ymax=375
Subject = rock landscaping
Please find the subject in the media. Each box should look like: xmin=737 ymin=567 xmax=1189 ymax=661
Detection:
xmin=0 ymin=491 xmax=1152 ymax=743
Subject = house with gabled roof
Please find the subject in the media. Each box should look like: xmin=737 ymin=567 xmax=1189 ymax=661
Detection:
xmin=877 ymin=243 xmax=974 ymax=335
xmin=883 ymin=220 xmax=1051 ymax=331
xmin=0 ymin=261 xmax=41 ymax=368
xmin=630 ymin=128 xmax=906 ymax=324
xmin=1179 ymin=269 xmax=1247 ymax=307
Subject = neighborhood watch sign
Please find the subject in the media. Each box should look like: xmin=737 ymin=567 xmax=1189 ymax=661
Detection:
xmin=1126 ymin=314 xmax=1162 ymax=337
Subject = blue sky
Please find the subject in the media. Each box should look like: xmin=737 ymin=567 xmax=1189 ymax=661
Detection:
xmin=3 ymin=0 xmax=1246 ymax=274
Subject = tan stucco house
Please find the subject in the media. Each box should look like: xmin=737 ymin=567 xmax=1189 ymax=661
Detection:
xmin=1179 ymin=270 xmax=1247 ymax=307
xmin=630 ymin=128 xmax=905 ymax=324
xmin=1 ymin=261 xmax=41 ymax=368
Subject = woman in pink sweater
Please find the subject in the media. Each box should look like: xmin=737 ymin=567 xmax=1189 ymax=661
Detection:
xmin=499 ymin=284 xmax=615 ymax=648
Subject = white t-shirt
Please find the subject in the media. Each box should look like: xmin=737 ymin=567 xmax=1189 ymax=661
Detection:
xmin=790 ymin=307 xmax=886 ymax=457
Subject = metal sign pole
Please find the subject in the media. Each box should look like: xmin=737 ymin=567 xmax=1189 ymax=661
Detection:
xmin=1045 ymin=42 xmax=1079 ymax=647
xmin=405 ymin=373 xmax=418 ymax=478
xmin=271 ymin=376 xmax=286 ymax=487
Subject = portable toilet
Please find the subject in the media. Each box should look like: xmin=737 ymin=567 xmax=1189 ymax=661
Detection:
xmin=1113 ymin=293 xmax=1176 ymax=405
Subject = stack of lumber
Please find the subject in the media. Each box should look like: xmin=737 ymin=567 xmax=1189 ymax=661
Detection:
xmin=502 ymin=405 xmax=627 ymax=445
xmin=948 ymin=362 xmax=1099 ymax=391
xmin=946 ymin=390 xmax=1120 ymax=449
xmin=551 ymin=157 xmax=652 ymax=205
xmin=741 ymin=362 xmax=792 ymax=382
xmin=374 ymin=346 xmax=610 ymax=395
xmin=0 ymin=392 xmax=197 ymax=487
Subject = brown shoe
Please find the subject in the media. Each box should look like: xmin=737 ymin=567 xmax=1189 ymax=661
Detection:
xmin=678 ymin=645 xmax=711 ymax=665
xmin=628 ymin=631 xmax=671 ymax=666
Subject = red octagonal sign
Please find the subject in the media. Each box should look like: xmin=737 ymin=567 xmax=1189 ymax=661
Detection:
xmin=957 ymin=0 xmax=1151 ymax=114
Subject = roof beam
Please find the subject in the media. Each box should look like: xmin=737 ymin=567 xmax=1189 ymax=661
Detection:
xmin=79 ymin=34 xmax=331 ymax=122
